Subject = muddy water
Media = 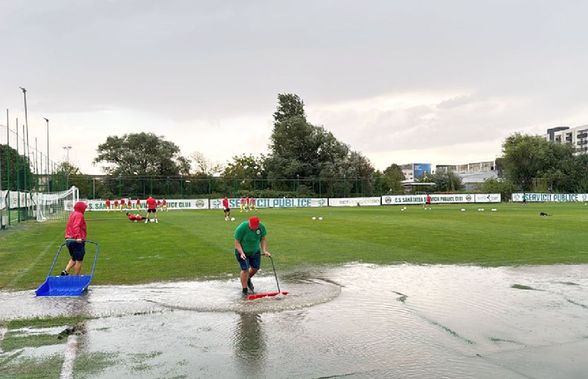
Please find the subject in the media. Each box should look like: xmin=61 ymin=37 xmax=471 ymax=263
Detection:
xmin=1 ymin=264 xmax=587 ymax=378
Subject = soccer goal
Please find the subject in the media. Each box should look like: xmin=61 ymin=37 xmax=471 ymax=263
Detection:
xmin=35 ymin=186 xmax=80 ymax=222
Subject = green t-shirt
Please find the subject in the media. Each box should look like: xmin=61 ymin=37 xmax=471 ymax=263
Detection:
xmin=234 ymin=221 xmax=267 ymax=256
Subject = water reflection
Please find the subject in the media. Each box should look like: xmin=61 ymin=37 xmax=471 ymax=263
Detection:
xmin=233 ymin=313 xmax=266 ymax=376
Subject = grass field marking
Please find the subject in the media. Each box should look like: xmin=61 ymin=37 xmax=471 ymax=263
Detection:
xmin=0 ymin=326 xmax=6 ymax=353
xmin=4 ymin=234 xmax=63 ymax=289
xmin=60 ymin=334 xmax=80 ymax=379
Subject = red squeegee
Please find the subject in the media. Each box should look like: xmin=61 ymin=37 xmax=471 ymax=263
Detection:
xmin=247 ymin=291 xmax=289 ymax=300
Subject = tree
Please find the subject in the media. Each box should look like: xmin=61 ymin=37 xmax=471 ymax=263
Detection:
xmin=266 ymin=93 xmax=375 ymax=190
xmin=480 ymin=178 xmax=514 ymax=200
xmin=382 ymin=164 xmax=405 ymax=194
xmin=190 ymin=151 xmax=224 ymax=176
xmin=93 ymin=133 xmax=189 ymax=176
xmin=273 ymin=93 xmax=306 ymax=125
xmin=223 ymin=154 xmax=266 ymax=192
xmin=0 ymin=144 xmax=34 ymax=191
xmin=501 ymin=133 xmax=574 ymax=191
xmin=424 ymin=170 xmax=463 ymax=192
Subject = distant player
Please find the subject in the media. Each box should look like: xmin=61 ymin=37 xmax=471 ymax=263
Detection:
xmin=126 ymin=212 xmax=143 ymax=222
xmin=162 ymin=199 xmax=167 ymax=211
xmin=145 ymin=196 xmax=158 ymax=223
xmin=246 ymin=197 xmax=251 ymax=211
xmin=240 ymin=196 xmax=246 ymax=212
xmin=127 ymin=199 xmax=132 ymax=209
xmin=105 ymin=199 xmax=111 ymax=211
xmin=223 ymin=196 xmax=231 ymax=221
xmin=120 ymin=198 xmax=125 ymax=210
xmin=114 ymin=199 xmax=119 ymax=209
xmin=425 ymin=194 xmax=432 ymax=208
xmin=136 ymin=198 xmax=141 ymax=209
xmin=250 ymin=197 xmax=256 ymax=211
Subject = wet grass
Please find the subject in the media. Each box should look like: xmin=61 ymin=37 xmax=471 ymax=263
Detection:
xmin=1 ymin=202 xmax=588 ymax=289
xmin=0 ymin=354 xmax=63 ymax=379
xmin=0 ymin=316 xmax=92 ymax=352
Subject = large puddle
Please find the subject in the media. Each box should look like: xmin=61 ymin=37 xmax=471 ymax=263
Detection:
xmin=1 ymin=264 xmax=587 ymax=378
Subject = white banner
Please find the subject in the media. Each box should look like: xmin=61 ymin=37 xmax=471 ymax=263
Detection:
xmin=474 ymin=193 xmax=502 ymax=203
xmin=512 ymin=193 xmax=588 ymax=202
xmin=86 ymin=198 xmax=209 ymax=211
xmin=382 ymin=193 xmax=498 ymax=205
xmin=328 ymin=197 xmax=381 ymax=207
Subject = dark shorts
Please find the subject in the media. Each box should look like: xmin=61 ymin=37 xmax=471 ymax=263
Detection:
xmin=224 ymin=207 xmax=230 ymax=212
xmin=147 ymin=208 xmax=156 ymax=213
xmin=66 ymin=240 xmax=86 ymax=261
xmin=235 ymin=250 xmax=260 ymax=271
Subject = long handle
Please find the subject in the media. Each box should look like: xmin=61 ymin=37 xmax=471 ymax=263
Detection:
xmin=269 ymin=255 xmax=281 ymax=293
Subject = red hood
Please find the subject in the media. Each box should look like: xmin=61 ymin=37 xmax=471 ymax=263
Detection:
xmin=74 ymin=201 xmax=87 ymax=213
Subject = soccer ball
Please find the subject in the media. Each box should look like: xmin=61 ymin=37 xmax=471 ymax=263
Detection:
xmin=231 ymin=217 xmax=235 ymax=221
xmin=150 ymin=219 xmax=155 ymax=223
xmin=312 ymin=216 xmax=316 ymax=220
xmin=318 ymin=217 xmax=323 ymax=221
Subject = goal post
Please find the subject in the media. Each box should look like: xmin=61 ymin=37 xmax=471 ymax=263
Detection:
xmin=35 ymin=186 xmax=79 ymax=222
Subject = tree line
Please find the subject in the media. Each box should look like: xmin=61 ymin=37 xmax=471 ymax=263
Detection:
xmin=3 ymin=93 xmax=587 ymax=198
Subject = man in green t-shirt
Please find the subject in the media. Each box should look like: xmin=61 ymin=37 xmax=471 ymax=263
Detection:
xmin=234 ymin=216 xmax=271 ymax=295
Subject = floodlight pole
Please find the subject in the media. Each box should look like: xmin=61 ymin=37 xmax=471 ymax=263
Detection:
xmin=44 ymin=118 xmax=49 ymax=175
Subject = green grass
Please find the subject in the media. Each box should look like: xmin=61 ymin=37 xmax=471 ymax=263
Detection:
xmin=1 ymin=203 xmax=588 ymax=290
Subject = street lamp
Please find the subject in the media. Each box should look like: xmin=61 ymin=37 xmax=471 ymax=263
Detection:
xmin=19 ymin=87 xmax=30 ymax=164
xmin=63 ymin=146 xmax=72 ymax=163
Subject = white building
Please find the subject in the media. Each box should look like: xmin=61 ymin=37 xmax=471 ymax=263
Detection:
xmin=546 ymin=125 xmax=588 ymax=154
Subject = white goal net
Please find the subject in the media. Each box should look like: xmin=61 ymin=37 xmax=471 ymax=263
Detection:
xmin=34 ymin=186 xmax=80 ymax=222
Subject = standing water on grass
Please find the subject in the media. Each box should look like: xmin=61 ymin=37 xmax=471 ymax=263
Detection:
xmin=1 ymin=264 xmax=588 ymax=378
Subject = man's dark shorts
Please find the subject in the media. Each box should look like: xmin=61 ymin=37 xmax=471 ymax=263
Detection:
xmin=66 ymin=240 xmax=86 ymax=261
xmin=147 ymin=208 xmax=156 ymax=213
xmin=235 ymin=250 xmax=261 ymax=271
xmin=224 ymin=207 xmax=230 ymax=212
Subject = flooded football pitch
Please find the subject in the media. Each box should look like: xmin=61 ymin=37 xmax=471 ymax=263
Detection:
xmin=1 ymin=264 xmax=587 ymax=378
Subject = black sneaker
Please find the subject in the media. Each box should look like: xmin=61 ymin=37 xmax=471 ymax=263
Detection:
xmin=242 ymin=288 xmax=248 ymax=296
xmin=247 ymin=278 xmax=254 ymax=292
xmin=60 ymin=270 xmax=69 ymax=276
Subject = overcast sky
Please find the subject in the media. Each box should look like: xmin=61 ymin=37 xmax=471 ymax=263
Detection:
xmin=2 ymin=0 xmax=588 ymax=174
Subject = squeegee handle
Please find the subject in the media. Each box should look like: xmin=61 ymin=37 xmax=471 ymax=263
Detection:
xmin=269 ymin=255 xmax=281 ymax=293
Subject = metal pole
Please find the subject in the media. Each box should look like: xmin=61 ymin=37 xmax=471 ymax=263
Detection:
xmin=20 ymin=87 xmax=30 ymax=173
xmin=44 ymin=118 xmax=49 ymax=176
xmin=16 ymin=118 xmax=20 ymax=222
xmin=6 ymin=110 xmax=10 ymax=226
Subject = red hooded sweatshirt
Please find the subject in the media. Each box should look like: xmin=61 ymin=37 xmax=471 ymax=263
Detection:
xmin=65 ymin=201 xmax=88 ymax=240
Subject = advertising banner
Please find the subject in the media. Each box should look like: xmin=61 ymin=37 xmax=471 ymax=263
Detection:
xmin=382 ymin=193 xmax=499 ymax=205
xmin=328 ymin=197 xmax=381 ymax=207
xmin=512 ymin=193 xmax=588 ymax=202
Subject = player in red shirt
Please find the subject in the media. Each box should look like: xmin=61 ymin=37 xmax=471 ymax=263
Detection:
xmin=114 ymin=200 xmax=119 ymax=209
xmin=250 ymin=197 xmax=256 ymax=211
xmin=127 ymin=199 xmax=132 ymax=209
xmin=240 ymin=197 xmax=246 ymax=212
xmin=126 ymin=212 xmax=143 ymax=222
xmin=136 ymin=198 xmax=141 ymax=209
xmin=162 ymin=199 xmax=167 ymax=211
xmin=222 ymin=196 xmax=231 ymax=221
xmin=120 ymin=198 xmax=125 ymax=210
xmin=145 ymin=196 xmax=158 ymax=223
xmin=105 ymin=199 xmax=111 ymax=211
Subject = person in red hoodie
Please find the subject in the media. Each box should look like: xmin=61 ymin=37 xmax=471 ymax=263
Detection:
xmin=61 ymin=201 xmax=88 ymax=276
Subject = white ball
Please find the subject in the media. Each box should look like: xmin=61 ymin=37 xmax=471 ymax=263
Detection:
xmin=150 ymin=219 xmax=155 ymax=223
xmin=461 ymin=209 xmax=465 ymax=212
xmin=312 ymin=216 xmax=316 ymax=220
xmin=318 ymin=217 xmax=323 ymax=221
xmin=491 ymin=209 xmax=497 ymax=212
xmin=231 ymin=217 xmax=235 ymax=221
